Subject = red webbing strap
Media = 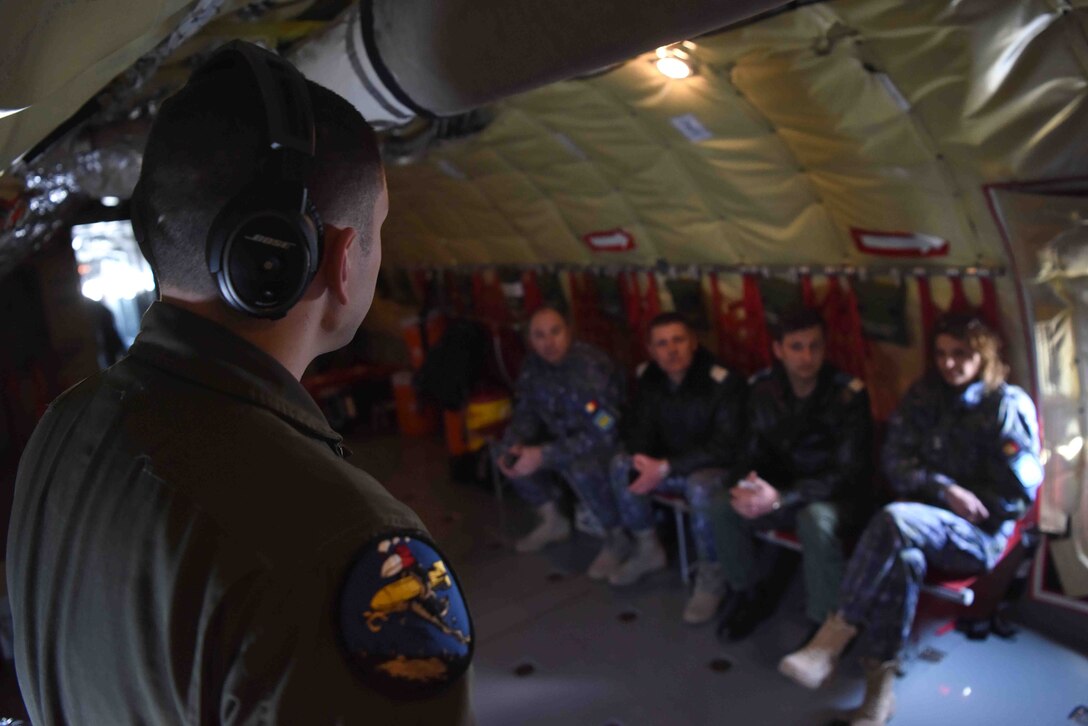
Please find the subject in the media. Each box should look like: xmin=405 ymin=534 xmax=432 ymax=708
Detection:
xmin=979 ymin=277 xmax=1001 ymax=333
xmin=471 ymin=270 xmax=486 ymax=318
xmin=709 ymin=272 xmax=728 ymax=362
xmin=916 ymin=275 xmax=939 ymax=362
xmin=949 ymin=276 xmax=970 ymax=314
xmin=444 ymin=270 xmax=462 ymax=315
xmin=473 ymin=269 xmax=510 ymax=325
xmin=839 ymin=277 xmax=868 ymax=379
xmin=644 ymin=272 xmax=662 ymax=320
xmin=522 ymin=269 xmax=543 ymax=316
xmin=578 ymin=271 xmax=611 ymax=352
xmin=800 ymin=273 xmax=817 ymax=308
xmin=411 ymin=269 xmax=430 ymax=307
xmin=620 ymin=270 xmax=640 ymax=332
xmin=742 ymin=274 xmax=772 ymax=373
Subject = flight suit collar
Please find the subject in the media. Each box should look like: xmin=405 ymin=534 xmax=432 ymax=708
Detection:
xmin=129 ymin=302 xmax=344 ymax=447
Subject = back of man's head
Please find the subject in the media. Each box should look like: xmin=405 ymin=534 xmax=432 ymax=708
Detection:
xmin=134 ymin=60 xmax=383 ymax=301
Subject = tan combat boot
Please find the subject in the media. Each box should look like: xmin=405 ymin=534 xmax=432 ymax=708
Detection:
xmin=587 ymin=528 xmax=632 ymax=580
xmin=682 ymin=561 xmax=726 ymax=625
xmin=777 ymin=611 xmax=858 ymax=689
xmin=608 ymin=529 xmax=667 ymax=586
xmin=849 ymin=658 xmax=898 ymax=725
xmin=515 ymin=501 xmax=572 ymax=553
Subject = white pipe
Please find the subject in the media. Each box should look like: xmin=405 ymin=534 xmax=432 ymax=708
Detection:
xmin=292 ymin=0 xmax=791 ymax=128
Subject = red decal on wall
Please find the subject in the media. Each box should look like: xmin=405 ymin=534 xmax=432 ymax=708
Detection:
xmin=582 ymin=228 xmax=635 ymax=252
xmin=852 ymin=228 xmax=949 ymax=257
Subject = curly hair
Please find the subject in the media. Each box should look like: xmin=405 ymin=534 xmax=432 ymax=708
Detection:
xmin=931 ymin=312 xmax=1008 ymax=391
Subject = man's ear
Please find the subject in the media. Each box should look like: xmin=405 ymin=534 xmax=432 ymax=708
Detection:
xmin=322 ymin=224 xmax=358 ymax=306
xmin=771 ymin=340 xmax=783 ymax=362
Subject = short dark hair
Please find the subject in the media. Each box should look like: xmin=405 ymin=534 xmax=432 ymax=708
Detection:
xmin=134 ymin=66 xmax=383 ymax=297
xmin=772 ymin=307 xmax=824 ymax=342
xmin=646 ymin=311 xmax=692 ymax=339
xmin=931 ymin=312 xmax=1008 ymax=391
xmin=528 ymin=303 xmax=570 ymax=327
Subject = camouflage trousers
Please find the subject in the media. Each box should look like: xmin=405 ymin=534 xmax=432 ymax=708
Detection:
xmin=840 ymin=502 xmax=1006 ymax=661
xmin=506 ymin=450 xmax=620 ymax=530
xmin=609 ymin=453 xmax=726 ymax=563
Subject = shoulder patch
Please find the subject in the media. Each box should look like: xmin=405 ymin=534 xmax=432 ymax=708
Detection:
xmin=636 ymin=362 xmax=649 ymax=378
xmin=339 ymin=534 xmax=473 ymax=698
xmin=710 ymin=365 xmax=729 ymax=384
xmin=1002 ymin=439 xmax=1021 ymax=458
xmin=848 ymin=377 xmax=865 ymax=393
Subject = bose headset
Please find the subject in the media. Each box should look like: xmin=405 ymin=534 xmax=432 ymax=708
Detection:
xmin=135 ymin=40 xmax=325 ymax=319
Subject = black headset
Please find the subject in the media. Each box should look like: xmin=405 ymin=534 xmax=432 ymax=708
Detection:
xmin=197 ymin=40 xmax=325 ymax=319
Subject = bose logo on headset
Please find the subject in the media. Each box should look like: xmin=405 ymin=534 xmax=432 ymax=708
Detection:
xmin=154 ymin=40 xmax=324 ymax=319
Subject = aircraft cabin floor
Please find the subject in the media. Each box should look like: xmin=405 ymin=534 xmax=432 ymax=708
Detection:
xmin=1 ymin=432 xmax=1086 ymax=724
xmin=355 ymin=433 xmax=1088 ymax=726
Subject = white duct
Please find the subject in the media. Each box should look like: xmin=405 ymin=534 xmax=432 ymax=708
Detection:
xmin=291 ymin=0 xmax=791 ymax=128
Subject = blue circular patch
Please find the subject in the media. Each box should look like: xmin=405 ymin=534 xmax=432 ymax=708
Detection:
xmin=338 ymin=533 xmax=473 ymax=698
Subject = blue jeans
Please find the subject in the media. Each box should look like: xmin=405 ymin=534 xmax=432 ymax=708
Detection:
xmin=609 ymin=453 xmax=725 ymax=563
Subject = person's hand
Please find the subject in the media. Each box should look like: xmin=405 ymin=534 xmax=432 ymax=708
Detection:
xmin=508 ymin=445 xmax=544 ymax=478
xmin=946 ymin=484 xmax=990 ymax=524
xmin=497 ymin=444 xmax=525 ymax=477
xmin=627 ymin=454 xmax=669 ymax=495
xmin=730 ymin=471 xmax=781 ymax=519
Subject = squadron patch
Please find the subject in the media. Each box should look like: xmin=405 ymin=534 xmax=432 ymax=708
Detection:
xmin=1002 ymin=439 xmax=1021 ymax=457
xmin=848 ymin=378 xmax=865 ymax=393
xmin=339 ymin=534 xmax=473 ymax=697
xmin=710 ymin=365 xmax=729 ymax=383
xmin=585 ymin=399 xmax=615 ymax=432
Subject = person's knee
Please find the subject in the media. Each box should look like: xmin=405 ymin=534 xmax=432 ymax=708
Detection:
xmin=685 ymin=469 xmax=724 ymax=508
xmin=897 ymin=546 xmax=926 ymax=581
xmin=610 ymin=452 xmax=632 ymax=478
xmin=797 ymin=502 xmax=841 ymax=543
xmin=710 ymin=492 xmax=743 ymax=528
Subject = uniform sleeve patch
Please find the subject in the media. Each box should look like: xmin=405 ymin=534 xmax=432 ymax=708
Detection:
xmin=339 ymin=534 xmax=473 ymax=698
xmin=1002 ymin=439 xmax=1021 ymax=457
xmin=848 ymin=377 xmax=865 ymax=393
xmin=593 ymin=410 xmax=616 ymax=431
xmin=710 ymin=365 xmax=728 ymax=383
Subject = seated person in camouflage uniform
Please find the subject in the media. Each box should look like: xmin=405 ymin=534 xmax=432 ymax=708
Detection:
xmin=779 ymin=313 xmax=1043 ymax=726
xmin=497 ymin=305 xmax=626 ymax=578
xmin=607 ymin=313 xmax=747 ymax=625
xmin=710 ymin=307 xmax=873 ymax=641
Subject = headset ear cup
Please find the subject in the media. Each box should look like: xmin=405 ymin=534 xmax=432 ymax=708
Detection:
xmin=208 ymin=194 xmax=317 ymax=319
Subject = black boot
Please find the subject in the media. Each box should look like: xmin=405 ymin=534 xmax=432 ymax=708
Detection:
xmin=725 ymin=588 xmax=772 ymax=641
xmin=715 ymin=585 xmax=772 ymax=641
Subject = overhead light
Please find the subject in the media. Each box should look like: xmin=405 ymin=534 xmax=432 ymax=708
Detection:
xmin=101 ymin=196 xmax=121 ymax=207
xmin=655 ymin=44 xmax=695 ymax=79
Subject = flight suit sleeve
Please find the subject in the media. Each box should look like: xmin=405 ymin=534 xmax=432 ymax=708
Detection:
xmin=667 ymin=372 xmax=746 ymax=477
xmin=882 ymin=382 xmax=957 ymax=504
xmin=502 ymin=368 xmax=543 ymax=449
xmin=223 ymin=533 xmax=476 ymax=725
xmin=777 ymin=383 xmax=872 ymax=508
xmin=539 ymin=357 xmax=622 ymax=469
xmin=976 ymin=388 xmax=1044 ymax=529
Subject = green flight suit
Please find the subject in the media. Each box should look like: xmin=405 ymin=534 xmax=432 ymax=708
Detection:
xmin=7 ymin=302 xmax=475 ymax=725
